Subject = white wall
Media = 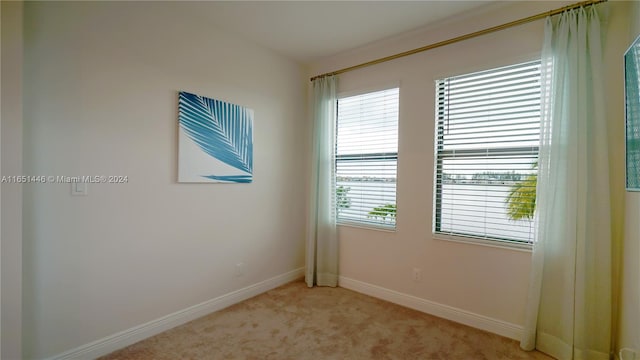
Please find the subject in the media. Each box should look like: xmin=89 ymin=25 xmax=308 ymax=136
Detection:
xmin=310 ymin=0 xmax=630 ymax=335
xmin=22 ymin=2 xmax=307 ymax=358
xmin=619 ymin=0 xmax=640 ymax=354
xmin=1 ymin=2 xmax=24 ymax=359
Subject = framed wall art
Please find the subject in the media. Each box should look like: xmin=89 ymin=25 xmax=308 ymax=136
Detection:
xmin=178 ymin=91 xmax=253 ymax=183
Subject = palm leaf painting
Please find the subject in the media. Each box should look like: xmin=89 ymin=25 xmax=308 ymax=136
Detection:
xmin=178 ymin=91 xmax=253 ymax=183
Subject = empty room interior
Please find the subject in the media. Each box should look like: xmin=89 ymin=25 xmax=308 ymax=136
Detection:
xmin=2 ymin=0 xmax=640 ymax=359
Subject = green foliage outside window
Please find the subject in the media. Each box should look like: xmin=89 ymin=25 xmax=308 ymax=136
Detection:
xmin=336 ymin=186 xmax=351 ymax=212
xmin=367 ymin=204 xmax=396 ymax=222
xmin=505 ymin=163 xmax=538 ymax=221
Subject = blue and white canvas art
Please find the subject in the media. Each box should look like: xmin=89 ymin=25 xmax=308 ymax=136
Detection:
xmin=178 ymin=91 xmax=254 ymax=183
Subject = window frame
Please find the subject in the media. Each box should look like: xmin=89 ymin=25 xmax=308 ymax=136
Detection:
xmin=334 ymin=86 xmax=400 ymax=231
xmin=432 ymin=61 xmax=541 ymax=249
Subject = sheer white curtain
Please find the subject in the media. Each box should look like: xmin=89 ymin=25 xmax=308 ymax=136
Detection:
xmin=306 ymin=76 xmax=338 ymax=288
xmin=521 ymin=6 xmax=612 ymax=359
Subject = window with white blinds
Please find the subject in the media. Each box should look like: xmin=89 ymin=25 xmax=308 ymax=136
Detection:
xmin=336 ymin=87 xmax=399 ymax=229
xmin=434 ymin=61 xmax=541 ymax=245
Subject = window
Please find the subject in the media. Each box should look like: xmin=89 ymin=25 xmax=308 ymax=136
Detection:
xmin=434 ymin=61 xmax=541 ymax=245
xmin=335 ymin=87 xmax=399 ymax=229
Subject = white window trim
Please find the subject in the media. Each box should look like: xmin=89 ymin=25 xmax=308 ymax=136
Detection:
xmin=335 ymin=85 xmax=400 ymax=231
xmin=432 ymin=60 xmax=541 ymax=248
xmin=432 ymin=231 xmax=533 ymax=252
xmin=338 ymin=220 xmax=398 ymax=233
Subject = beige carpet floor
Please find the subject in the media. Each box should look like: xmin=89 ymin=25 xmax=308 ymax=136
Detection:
xmin=100 ymin=281 xmax=553 ymax=360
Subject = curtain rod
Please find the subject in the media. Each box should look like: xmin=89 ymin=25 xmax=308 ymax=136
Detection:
xmin=309 ymin=0 xmax=607 ymax=82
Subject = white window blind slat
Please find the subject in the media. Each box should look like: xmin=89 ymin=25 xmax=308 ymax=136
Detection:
xmin=336 ymin=87 xmax=399 ymax=229
xmin=434 ymin=61 xmax=541 ymax=244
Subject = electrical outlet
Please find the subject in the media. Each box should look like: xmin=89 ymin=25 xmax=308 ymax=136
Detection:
xmin=619 ymin=348 xmax=639 ymax=360
xmin=235 ymin=262 xmax=245 ymax=277
xmin=412 ymin=267 xmax=422 ymax=282
xmin=71 ymin=182 xmax=88 ymax=196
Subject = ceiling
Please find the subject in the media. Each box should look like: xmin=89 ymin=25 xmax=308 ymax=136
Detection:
xmin=186 ymin=1 xmax=496 ymax=64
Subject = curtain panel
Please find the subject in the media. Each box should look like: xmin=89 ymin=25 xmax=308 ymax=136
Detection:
xmin=521 ymin=6 xmax=612 ymax=360
xmin=306 ymin=76 xmax=339 ymax=288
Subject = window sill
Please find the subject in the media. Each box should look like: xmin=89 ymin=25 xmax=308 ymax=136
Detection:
xmin=432 ymin=232 xmax=532 ymax=253
xmin=338 ymin=221 xmax=396 ymax=233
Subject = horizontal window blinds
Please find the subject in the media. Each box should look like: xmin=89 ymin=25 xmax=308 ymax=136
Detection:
xmin=626 ymin=44 xmax=640 ymax=189
xmin=435 ymin=61 xmax=540 ymax=244
xmin=336 ymin=88 xmax=399 ymax=228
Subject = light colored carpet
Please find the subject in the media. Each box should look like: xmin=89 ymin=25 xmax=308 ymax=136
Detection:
xmin=100 ymin=281 xmax=553 ymax=359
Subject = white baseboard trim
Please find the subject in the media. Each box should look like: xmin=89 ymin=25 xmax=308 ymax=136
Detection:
xmin=338 ymin=276 xmax=523 ymax=341
xmin=49 ymin=268 xmax=304 ymax=360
